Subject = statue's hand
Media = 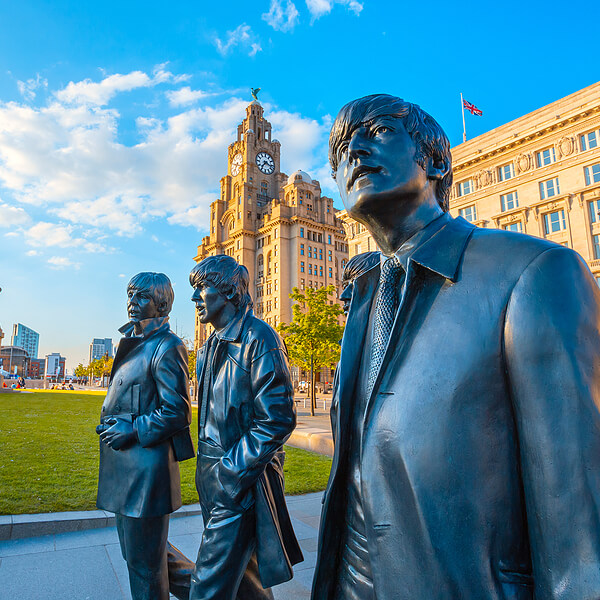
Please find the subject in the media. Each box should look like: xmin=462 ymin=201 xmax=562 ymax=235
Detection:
xmin=99 ymin=418 xmax=137 ymax=450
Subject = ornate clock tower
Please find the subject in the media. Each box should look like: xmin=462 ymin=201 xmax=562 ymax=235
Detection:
xmin=193 ymin=97 xmax=349 ymax=353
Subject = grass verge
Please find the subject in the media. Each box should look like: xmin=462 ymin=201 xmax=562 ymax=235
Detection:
xmin=0 ymin=390 xmax=331 ymax=515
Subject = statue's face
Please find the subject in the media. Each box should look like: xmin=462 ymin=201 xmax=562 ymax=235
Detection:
xmin=127 ymin=287 xmax=161 ymax=322
xmin=339 ymin=280 xmax=353 ymax=316
xmin=334 ymin=116 xmax=429 ymax=220
xmin=192 ymin=282 xmax=230 ymax=326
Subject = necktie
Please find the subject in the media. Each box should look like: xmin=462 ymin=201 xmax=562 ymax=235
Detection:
xmin=198 ymin=336 xmax=217 ymax=431
xmin=367 ymin=257 xmax=404 ymax=396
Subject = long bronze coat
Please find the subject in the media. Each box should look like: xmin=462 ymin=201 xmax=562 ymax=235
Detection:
xmin=313 ymin=214 xmax=600 ymax=599
xmin=97 ymin=317 xmax=194 ymax=518
xmin=195 ymin=307 xmax=303 ymax=588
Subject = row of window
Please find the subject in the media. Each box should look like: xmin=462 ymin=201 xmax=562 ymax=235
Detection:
xmin=300 ymin=262 xmax=334 ymax=278
xmin=456 ymin=129 xmax=600 ymax=198
xmin=459 ymin=163 xmax=600 ymax=225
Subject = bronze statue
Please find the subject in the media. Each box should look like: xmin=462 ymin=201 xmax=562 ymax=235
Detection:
xmin=96 ymin=272 xmax=194 ymax=600
xmin=189 ymin=255 xmax=303 ymax=600
xmin=312 ymin=94 xmax=600 ymax=599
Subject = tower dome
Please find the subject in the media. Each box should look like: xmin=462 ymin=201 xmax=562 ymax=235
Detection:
xmin=287 ymin=170 xmax=313 ymax=185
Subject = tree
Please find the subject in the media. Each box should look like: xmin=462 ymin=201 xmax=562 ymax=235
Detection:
xmin=278 ymin=285 xmax=344 ymax=415
xmin=73 ymin=363 xmax=86 ymax=378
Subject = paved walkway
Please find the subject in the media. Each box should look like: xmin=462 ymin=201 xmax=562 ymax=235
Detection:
xmin=0 ymin=492 xmax=322 ymax=600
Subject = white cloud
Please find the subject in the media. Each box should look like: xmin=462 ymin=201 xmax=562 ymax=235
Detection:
xmin=47 ymin=256 xmax=81 ymax=270
xmin=166 ymin=87 xmax=208 ymax=107
xmin=305 ymin=0 xmax=363 ymax=20
xmin=262 ymin=0 xmax=300 ymax=32
xmin=24 ymin=222 xmax=78 ymax=247
xmin=54 ymin=65 xmax=188 ymax=106
xmin=26 ymin=249 xmax=39 ymax=256
xmin=0 ymin=79 xmax=251 ymax=234
xmin=214 ymin=24 xmax=262 ymax=57
xmin=17 ymin=74 xmax=48 ymax=101
xmin=0 ymin=202 xmax=30 ymax=227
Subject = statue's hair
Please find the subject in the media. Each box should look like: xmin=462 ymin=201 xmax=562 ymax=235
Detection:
xmin=189 ymin=255 xmax=252 ymax=309
xmin=342 ymin=251 xmax=381 ymax=287
xmin=329 ymin=94 xmax=453 ymax=212
xmin=127 ymin=272 xmax=174 ymax=316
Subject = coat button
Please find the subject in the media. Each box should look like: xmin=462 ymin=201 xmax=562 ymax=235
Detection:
xmin=118 ymin=379 xmax=123 ymax=385
xmin=115 ymin=404 xmax=121 ymax=412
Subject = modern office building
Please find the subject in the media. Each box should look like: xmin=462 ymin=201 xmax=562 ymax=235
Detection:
xmin=89 ymin=338 xmax=113 ymax=363
xmin=193 ymin=99 xmax=349 ymax=351
xmin=340 ymin=81 xmax=600 ymax=284
xmin=45 ymin=353 xmax=66 ymax=381
xmin=11 ymin=323 xmax=39 ymax=360
xmin=28 ymin=357 xmax=45 ymax=379
xmin=0 ymin=346 xmax=30 ymax=378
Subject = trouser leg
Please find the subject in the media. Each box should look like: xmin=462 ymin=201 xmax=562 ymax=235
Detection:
xmin=189 ymin=507 xmax=273 ymax=600
xmin=115 ymin=514 xmax=170 ymax=600
xmin=167 ymin=541 xmax=195 ymax=600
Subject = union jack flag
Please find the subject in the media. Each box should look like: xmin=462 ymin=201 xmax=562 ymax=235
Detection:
xmin=463 ymin=99 xmax=483 ymax=116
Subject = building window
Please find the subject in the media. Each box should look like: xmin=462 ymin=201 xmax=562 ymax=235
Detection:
xmin=498 ymin=163 xmax=514 ymax=182
xmin=539 ymin=177 xmax=560 ymax=200
xmin=459 ymin=205 xmax=477 ymax=222
xmin=503 ymin=222 xmax=523 ymax=233
xmin=594 ymin=235 xmax=600 ymax=260
xmin=300 ymin=278 xmax=305 ymax=290
xmin=329 ymin=267 xmax=333 ymax=278
xmin=300 ymin=261 xmax=305 ymax=273
xmin=536 ymin=147 xmax=556 ymax=168
xmin=328 ymin=235 xmax=332 ymax=244
xmin=581 ymin=130 xmax=599 ymax=152
xmin=274 ymin=245 xmax=278 ymax=257
xmin=319 ymin=266 xmax=323 ymax=277
xmin=355 ymin=243 xmax=361 ymax=254
xmin=595 ymin=275 xmax=600 ymax=288
xmin=274 ymin=281 xmax=278 ymax=291
xmin=308 ymin=247 xmax=312 ymax=258
xmin=307 ymin=203 xmax=313 ymax=211
xmin=300 ymin=243 xmax=305 ymax=255
xmin=328 ymin=250 xmax=332 ymax=261
xmin=457 ymin=179 xmax=473 ymax=197
xmin=319 ymin=249 xmax=323 ymax=260
xmin=589 ymin=199 xmax=600 ymax=224
xmin=300 ymin=227 xmax=304 ymax=238
xmin=500 ymin=191 xmax=518 ymax=212
xmin=544 ymin=210 xmax=566 ymax=235
xmin=585 ymin=163 xmax=600 ymax=186
xmin=308 ymin=264 xmax=313 ymax=275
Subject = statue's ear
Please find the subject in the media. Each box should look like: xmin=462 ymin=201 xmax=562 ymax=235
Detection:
xmin=426 ymin=156 xmax=450 ymax=181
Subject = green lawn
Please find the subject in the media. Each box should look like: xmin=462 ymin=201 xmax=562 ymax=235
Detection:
xmin=0 ymin=390 xmax=331 ymax=515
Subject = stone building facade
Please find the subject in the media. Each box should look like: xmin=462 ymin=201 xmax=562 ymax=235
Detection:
xmin=340 ymin=82 xmax=600 ymax=286
xmin=193 ymin=100 xmax=349 ymax=353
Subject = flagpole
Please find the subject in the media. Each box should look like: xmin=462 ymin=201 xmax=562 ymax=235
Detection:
xmin=460 ymin=92 xmax=467 ymax=143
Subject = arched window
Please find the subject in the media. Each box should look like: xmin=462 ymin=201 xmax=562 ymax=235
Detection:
xmin=266 ymin=251 xmax=272 ymax=275
xmin=257 ymin=254 xmax=264 ymax=278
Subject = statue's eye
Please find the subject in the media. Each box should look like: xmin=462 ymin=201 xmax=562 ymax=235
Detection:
xmin=373 ymin=125 xmax=391 ymax=135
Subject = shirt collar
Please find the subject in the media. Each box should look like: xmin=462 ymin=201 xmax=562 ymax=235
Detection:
xmin=211 ymin=305 xmax=253 ymax=343
xmin=119 ymin=316 xmax=170 ymax=339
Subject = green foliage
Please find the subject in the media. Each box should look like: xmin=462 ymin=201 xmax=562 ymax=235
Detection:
xmin=0 ymin=391 xmax=331 ymax=514
xmin=73 ymin=363 xmax=87 ymax=377
xmin=88 ymin=355 xmax=113 ymax=378
xmin=188 ymin=349 xmax=197 ymax=382
xmin=278 ymin=285 xmax=344 ymax=374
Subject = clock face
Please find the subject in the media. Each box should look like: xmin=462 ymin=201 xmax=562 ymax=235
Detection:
xmin=231 ymin=153 xmax=243 ymax=176
xmin=256 ymin=152 xmax=275 ymax=174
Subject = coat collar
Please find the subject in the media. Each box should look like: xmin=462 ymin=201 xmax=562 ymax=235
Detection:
xmin=407 ymin=214 xmax=475 ymax=282
xmin=118 ymin=316 xmax=170 ymax=339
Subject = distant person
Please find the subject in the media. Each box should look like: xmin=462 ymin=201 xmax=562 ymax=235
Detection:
xmin=96 ymin=272 xmax=195 ymax=600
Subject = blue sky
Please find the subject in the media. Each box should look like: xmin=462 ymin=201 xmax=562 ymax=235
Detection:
xmin=1 ymin=0 xmax=598 ymax=370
